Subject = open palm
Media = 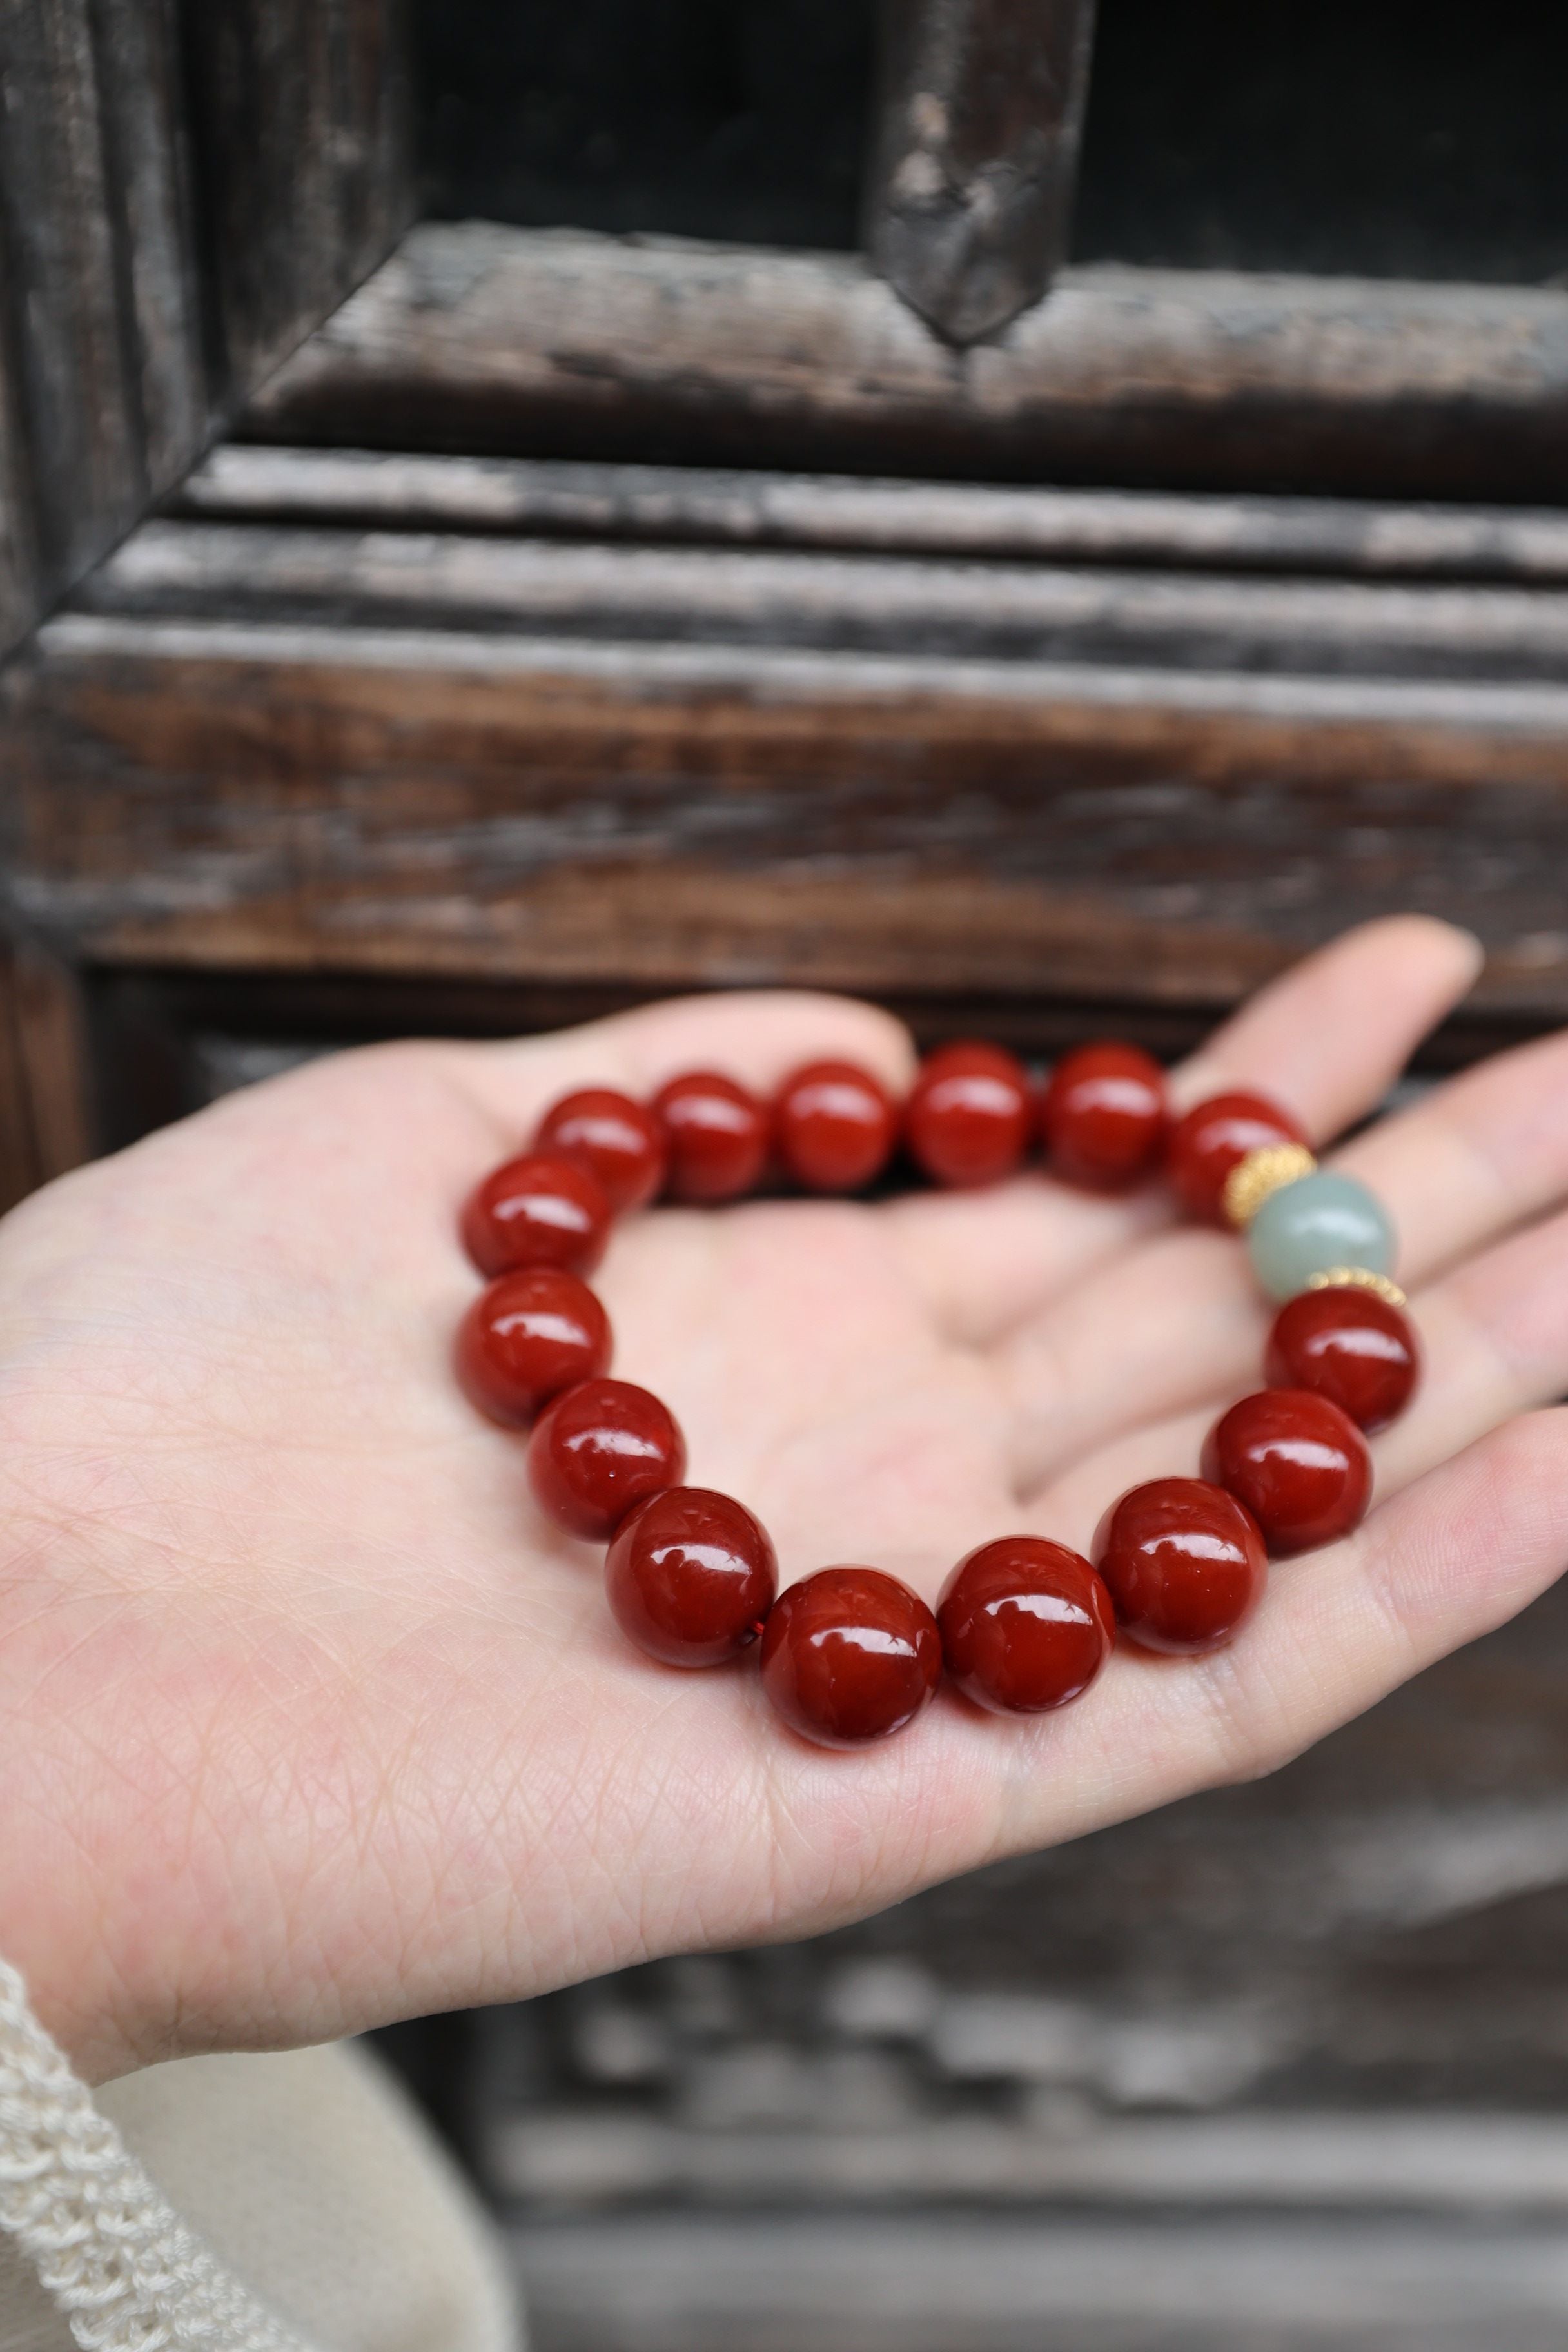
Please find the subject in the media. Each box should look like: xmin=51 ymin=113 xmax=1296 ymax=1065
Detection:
xmin=3 ymin=916 xmax=1567 ymax=2085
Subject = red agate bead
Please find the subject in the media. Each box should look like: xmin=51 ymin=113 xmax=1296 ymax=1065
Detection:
xmin=653 ymin=1070 xmax=769 ymax=1202
xmin=457 ymin=1267 xmax=611 ymax=1427
xmin=527 ymin=1378 xmax=686 ymax=1541
xmin=1168 ymin=1090 xmax=1311 ymax=1223
xmin=606 ymin=1487 xmax=777 ymax=1667
xmin=760 ymin=1566 xmax=941 ymax=1748
xmin=937 ymin=1536 xmax=1114 ymax=1714
xmin=1093 ymin=1477 xmax=1266 ymax=1654
xmin=905 ymin=1043 xmax=1032 ymax=1189
xmin=774 ymin=1061 xmax=897 ymax=1194
xmin=1265 ymin=1286 xmax=1418 ymax=1433
xmin=1202 ymin=1387 xmax=1371 ymax=1556
xmin=462 ymin=1153 xmax=612 ymax=1279
xmin=534 ymin=1088 xmax=667 ymax=1213
xmin=1041 ymin=1042 xmax=1168 ymax=1189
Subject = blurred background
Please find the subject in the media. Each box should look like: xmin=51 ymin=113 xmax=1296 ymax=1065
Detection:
xmin=6 ymin=3 xmax=1568 ymax=2343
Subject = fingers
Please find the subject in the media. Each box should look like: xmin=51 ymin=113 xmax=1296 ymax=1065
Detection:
xmin=904 ymin=917 xmax=1483 ymax=1350
xmin=776 ymin=1411 xmax=1568 ymax=1955
xmin=1171 ymin=914 xmax=1484 ymax=1131
xmin=456 ymin=990 xmax=916 ymax=1146
xmin=1369 ymin=1198 xmax=1568 ymax=1498
xmin=1017 ymin=1181 xmax=1568 ymax=1558
xmin=1336 ymin=1024 xmax=1568 ymax=1286
xmin=1002 ymin=1020 xmax=1568 ymax=1496
xmin=985 ymin=1410 xmax=1568 ymax=1865
xmin=1150 ymin=1410 xmax=1568 ymax=1798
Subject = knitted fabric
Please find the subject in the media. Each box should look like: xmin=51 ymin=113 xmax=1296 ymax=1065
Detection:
xmin=0 ymin=1961 xmax=318 ymax=2352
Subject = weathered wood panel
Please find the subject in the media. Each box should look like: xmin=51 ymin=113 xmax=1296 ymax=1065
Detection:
xmin=867 ymin=0 xmax=1098 ymax=342
xmin=75 ymin=518 xmax=1568 ymax=683
xmin=178 ymin=0 xmax=413 ymax=403
xmin=0 ymin=936 xmax=95 ymax=1213
xmin=0 ymin=0 xmax=409 ymax=658
xmin=244 ymin=223 xmax=1568 ymax=500
xmin=172 ymin=446 xmax=1568 ymax=585
xmin=10 ymin=609 xmax=1568 ymax=1016
xmin=0 ymin=0 xmax=197 ymax=653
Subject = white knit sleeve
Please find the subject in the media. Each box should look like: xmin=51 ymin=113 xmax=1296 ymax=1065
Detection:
xmin=0 ymin=1958 xmax=321 ymax=2352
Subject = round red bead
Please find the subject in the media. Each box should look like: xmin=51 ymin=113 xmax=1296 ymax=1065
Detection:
xmin=527 ymin=1378 xmax=687 ymax=1541
xmin=653 ymin=1070 xmax=770 ymax=1203
xmin=606 ymin=1487 xmax=778 ymax=1667
xmin=462 ymin=1153 xmax=613 ymax=1279
xmin=1093 ymin=1476 xmax=1266 ymax=1655
xmin=905 ymin=1043 xmax=1032 ymax=1189
xmin=937 ymin=1536 xmax=1115 ymax=1714
xmin=1265 ymin=1286 xmax=1419 ymax=1433
xmin=1168 ymin=1090 xmax=1311 ymax=1223
xmin=774 ymin=1061 xmax=898 ymax=1194
xmin=760 ymin=1566 xmax=941 ymax=1748
xmin=457 ymin=1267 xmax=612 ymax=1427
xmin=1202 ymin=1387 xmax=1372 ymax=1556
xmin=1041 ymin=1042 xmax=1169 ymax=1189
xmin=534 ymin=1088 xmax=667 ymax=1213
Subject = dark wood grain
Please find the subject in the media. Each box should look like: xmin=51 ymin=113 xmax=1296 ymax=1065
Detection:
xmin=0 ymin=935 xmax=95 ymax=1214
xmin=244 ymin=223 xmax=1568 ymax=502
xmin=177 ymin=0 xmax=413 ymax=405
xmin=173 ymin=446 xmax=1568 ymax=585
xmin=867 ymin=0 xmax=1097 ymax=343
xmin=0 ymin=302 xmax=39 ymax=652
xmin=0 ymin=0 xmax=191 ymax=654
xmin=0 ymin=0 xmax=409 ymax=660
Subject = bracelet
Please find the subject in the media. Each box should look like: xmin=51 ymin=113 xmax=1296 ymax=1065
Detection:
xmin=453 ymin=1041 xmax=1417 ymax=1751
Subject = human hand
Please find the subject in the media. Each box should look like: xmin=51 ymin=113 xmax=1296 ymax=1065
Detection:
xmin=2 ymin=917 xmax=1564 ymax=2084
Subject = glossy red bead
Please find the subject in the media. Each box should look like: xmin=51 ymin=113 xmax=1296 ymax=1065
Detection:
xmin=1040 ymin=1041 xmax=1169 ymax=1190
xmin=1202 ymin=1387 xmax=1372 ymax=1556
xmin=1168 ymin=1090 xmax=1311 ymax=1223
xmin=760 ymin=1566 xmax=941 ymax=1748
xmin=527 ymin=1378 xmax=687 ymax=1541
xmin=905 ymin=1043 xmax=1033 ymax=1189
xmin=774 ymin=1061 xmax=898 ymax=1194
xmin=1265 ymin=1286 xmax=1419 ymax=1433
xmin=652 ymin=1070 xmax=770 ymax=1203
xmin=1093 ymin=1477 xmax=1266 ymax=1655
xmin=937 ymin=1536 xmax=1115 ymax=1714
xmin=457 ymin=1267 xmax=612 ymax=1427
xmin=606 ymin=1487 xmax=778 ymax=1667
xmin=462 ymin=1153 xmax=613 ymax=1279
xmin=534 ymin=1088 xmax=667 ymax=1213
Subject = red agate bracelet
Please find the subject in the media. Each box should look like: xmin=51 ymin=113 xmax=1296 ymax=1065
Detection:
xmin=453 ymin=1042 xmax=1418 ymax=1752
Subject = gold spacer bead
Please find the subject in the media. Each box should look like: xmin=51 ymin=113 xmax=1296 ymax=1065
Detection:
xmin=1305 ymin=1266 xmax=1408 ymax=1309
xmin=1222 ymin=1142 xmax=1318 ymax=1228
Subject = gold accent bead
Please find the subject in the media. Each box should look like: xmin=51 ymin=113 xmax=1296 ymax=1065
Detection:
xmin=1222 ymin=1142 xmax=1318 ymax=1228
xmin=1304 ymin=1266 xmax=1408 ymax=1309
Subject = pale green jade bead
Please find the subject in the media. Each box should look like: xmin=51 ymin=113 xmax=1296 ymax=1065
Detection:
xmin=1246 ymin=1169 xmax=1396 ymax=1302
